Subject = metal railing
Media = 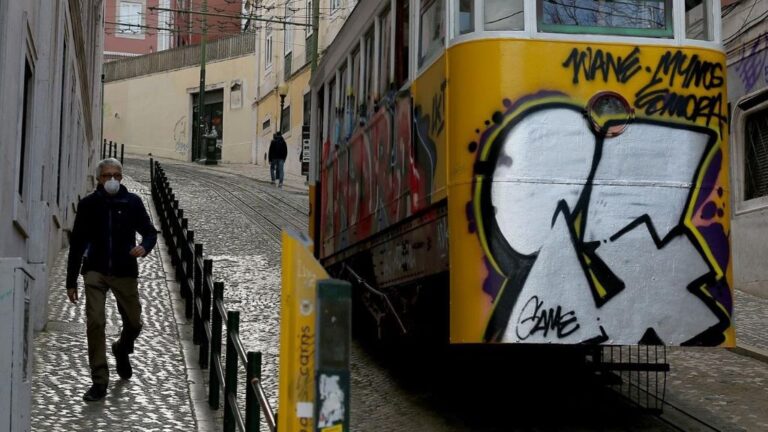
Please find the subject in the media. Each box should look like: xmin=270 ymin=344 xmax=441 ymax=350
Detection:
xmin=151 ymin=159 xmax=277 ymax=432
xmin=104 ymin=33 xmax=256 ymax=82
xmin=101 ymin=139 xmax=124 ymax=164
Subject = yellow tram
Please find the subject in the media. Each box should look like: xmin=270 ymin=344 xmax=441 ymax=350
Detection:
xmin=308 ymin=0 xmax=734 ymax=347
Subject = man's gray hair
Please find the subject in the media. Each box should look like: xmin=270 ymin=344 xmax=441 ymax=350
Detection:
xmin=97 ymin=158 xmax=123 ymax=177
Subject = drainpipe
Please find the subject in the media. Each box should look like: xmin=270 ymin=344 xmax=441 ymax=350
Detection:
xmin=252 ymin=2 xmax=261 ymax=165
xmin=195 ymin=0 xmax=207 ymax=162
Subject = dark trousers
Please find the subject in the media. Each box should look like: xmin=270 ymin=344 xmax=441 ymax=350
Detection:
xmin=270 ymin=159 xmax=285 ymax=185
xmin=84 ymin=271 xmax=142 ymax=385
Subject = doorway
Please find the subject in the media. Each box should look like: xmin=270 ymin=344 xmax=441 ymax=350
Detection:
xmin=192 ymin=89 xmax=224 ymax=162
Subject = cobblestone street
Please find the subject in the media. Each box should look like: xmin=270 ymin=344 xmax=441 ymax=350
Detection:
xmin=29 ymin=156 xmax=768 ymax=431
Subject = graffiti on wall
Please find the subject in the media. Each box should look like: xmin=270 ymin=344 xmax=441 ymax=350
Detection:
xmin=733 ymin=33 xmax=768 ymax=95
xmin=174 ymin=116 xmax=189 ymax=155
xmin=471 ymin=46 xmax=731 ymax=346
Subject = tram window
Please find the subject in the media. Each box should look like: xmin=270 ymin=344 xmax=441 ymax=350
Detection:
xmin=380 ymin=7 xmax=392 ymax=96
xmin=685 ymin=0 xmax=713 ymax=41
xmin=329 ymin=78 xmax=338 ymax=146
xmin=395 ymin=0 xmax=410 ymax=88
xmin=484 ymin=0 xmax=523 ymax=31
xmin=538 ymin=0 xmax=672 ymax=37
xmin=317 ymin=88 xmax=325 ymax=145
xmin=455 ymin=0 xmax=474 ymax=36
xmin=351 ymin=49 xmax=361 ymax=121
xmin=364 ymin=29 xmax=375 ymax=112
xmin=419 ymin=0 xmax=445 ymax=68
xmin=340 ymin=64 xmax=349 ymax=139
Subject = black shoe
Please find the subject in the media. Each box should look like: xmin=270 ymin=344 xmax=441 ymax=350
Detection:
xmin=112 ymin=341 xmax=133 ymax=380
xmin=82 ymin=384 xmax=107 ymax=402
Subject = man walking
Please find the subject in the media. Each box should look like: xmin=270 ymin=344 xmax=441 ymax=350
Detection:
xmin=65 ymin=158 xmax=157 ymax=401
xmin=268 ymin=131 xmax=288 ymax=187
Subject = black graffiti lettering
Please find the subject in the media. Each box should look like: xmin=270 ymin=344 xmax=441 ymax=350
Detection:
xmin=651 ymin=50 xmax=724 ymax=90
xmin=562 ymin=46 xmax=642 ymax=84
xmin=516 ymin=295 xmax=580 ymax=340
xmin=636 ymin=83 xmax=726 ymax=129
xmin=430 ymin=80 xmax=446 ymax=136
xmin=634 ymin=49 xmax=727 ymax=132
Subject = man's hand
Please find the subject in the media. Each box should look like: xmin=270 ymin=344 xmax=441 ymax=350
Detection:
xmin=67 ymin=288 xmax=78 ymax=304
xmin=129 ymin=245 xmax=146 ymax=257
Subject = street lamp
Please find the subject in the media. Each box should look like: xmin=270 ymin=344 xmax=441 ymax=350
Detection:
xmin=278 ymin=83 xmax=288 ymax=132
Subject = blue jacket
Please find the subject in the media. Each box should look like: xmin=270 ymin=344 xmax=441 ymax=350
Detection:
xmin=65 ymin=183 xmax=157 ymax=288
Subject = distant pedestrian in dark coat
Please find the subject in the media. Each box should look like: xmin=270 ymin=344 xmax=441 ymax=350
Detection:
xmin=268 ymin=131 xmax=288 ymax=188
xmin=65 ymin=158 xmax=157 ymax=402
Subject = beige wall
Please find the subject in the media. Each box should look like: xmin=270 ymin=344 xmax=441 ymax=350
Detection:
xmin=104 ymin=55 xmax=256 ymax=163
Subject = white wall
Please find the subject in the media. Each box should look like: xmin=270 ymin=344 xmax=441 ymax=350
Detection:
xmin=0 ymin=1 xmax=104 ymax=429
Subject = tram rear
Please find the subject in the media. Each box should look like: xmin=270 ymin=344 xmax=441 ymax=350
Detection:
xmin=308 ymin=0 xmax=734 ymax=349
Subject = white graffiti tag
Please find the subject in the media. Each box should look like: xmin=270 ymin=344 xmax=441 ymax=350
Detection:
xmin=490 ymin=108 xmax=719 ymax=344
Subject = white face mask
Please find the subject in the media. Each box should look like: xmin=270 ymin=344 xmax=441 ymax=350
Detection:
xmin=104 ymin=178 xmax=120 ymax=195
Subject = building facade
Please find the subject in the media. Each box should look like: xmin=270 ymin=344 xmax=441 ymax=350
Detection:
xmin=251 ymin=0 xmax=353 ymax=176
xmin=103 ymin=0 xmax=353 ymax=174
xmin=103 ymin=34 xmax=257 ymax=163
xmin=104 ymin=0 xmax=246 ymax=61
xmin=0 ymin=0 xmax=104 ymax=429
xmin=723 ymin=0 xmax=768 ymax=299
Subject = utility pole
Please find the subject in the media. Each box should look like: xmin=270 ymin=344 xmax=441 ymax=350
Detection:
xmin=311 ymin=0 xmax=320 ymax=72
xmin=196 ymin=0 xmax=208 ymax=162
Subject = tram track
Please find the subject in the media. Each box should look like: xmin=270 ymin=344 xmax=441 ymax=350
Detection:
xmin=165 ymin=165 xmax=309 ymax=228
xmin=606 ymin=382 xmax=725 ymax=432
xmin=158 ymin=164 xmax=307 ymax=245
xmin=658 ymin=400 xmax=724 ymax=432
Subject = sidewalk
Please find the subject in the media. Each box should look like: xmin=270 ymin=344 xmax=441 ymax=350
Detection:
xmin=731 ymin=288 xmax=768 ymax=361
xmin=30 ymin=176 xmax=215 ymax=431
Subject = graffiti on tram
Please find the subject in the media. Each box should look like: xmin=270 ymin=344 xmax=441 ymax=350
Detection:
xmin=320 ymin=88 xmax=441 ymax=257
xmin=469 ymin=45 xmax=732 ymax=346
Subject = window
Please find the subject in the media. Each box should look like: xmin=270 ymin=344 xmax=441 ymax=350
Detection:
xmin=329 ymin=78 xmax=338 ymax=145
xmin=485 ymin=0 xmax=522 ymax=31
xmin=332 ymin=0 xmax=342 ymax=12
xmin=419 ymin=0 xmax=444 ymax=68
xmin=340 ymin=63 xmax=349 ymax=138
xmin=117 ymin=1 xmax=143 ymax=35
xmin=395 ymin=0 xmax=409 ymax=87
xmin=745 ymin=109 xmax=768 ymax=201
xmin=306 ymin=0 xmax=314 ymax=36
xmin=285 ymin=5 xmax=294 ymax=55
xmin=455 ymin=0 xmax=474 ymax=36
xmin=265 ymin=28 xmax=273 ymax=69
xmin=263 ymin=118 xmax=271 ymax=131
xmin=303 ymin=92 xmax=311 ymax=126
xmin=281 ymin=105 xmax=291 ymax=134
xmin=351 ymin=50 xmax=361 ymax=121
xmin=19 ymin=60 xmax=34 ymax=197
xmin=685 ymin=0 xmax=713 ymax=41
xmin=57 ymin=40 xmax=68 ymax=205
xmin=539 ymin=0 xmax=671 ymax=37
xmin=364 ymin=29 xmax=375 ymax=109
xmin=379 ymin=8 xmax=392 ymax=95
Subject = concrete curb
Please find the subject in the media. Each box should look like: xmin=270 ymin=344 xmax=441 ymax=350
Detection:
xmin=729 ymin=344 xmax=768 ymax=364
